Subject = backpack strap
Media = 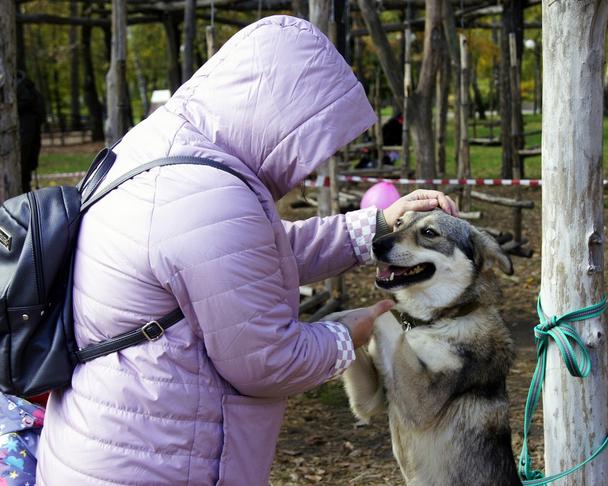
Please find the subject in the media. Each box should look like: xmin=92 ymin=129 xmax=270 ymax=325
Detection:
xmin=78 ymin=138 xmax=122 ymax=199
xmin=75 ymin=308 xmax=184 ymax=362
xmin=80 ymin=155 xmax=255 ymax=213
xmin=75 ymin=155 xmax=256 ymax=363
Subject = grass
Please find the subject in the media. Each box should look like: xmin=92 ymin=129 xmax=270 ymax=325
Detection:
xmin=37 ymin=152 xmax=97 ymax=174
xmin=38 ymin=113 xmax=607 ymax=180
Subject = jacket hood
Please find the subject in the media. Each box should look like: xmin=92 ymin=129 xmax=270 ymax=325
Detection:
xmin=164 ymin=15 xmax=376 ymax=199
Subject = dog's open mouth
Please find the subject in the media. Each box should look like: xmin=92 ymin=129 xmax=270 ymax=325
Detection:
xmin=375 ymin=262 xmax=436 ymax=289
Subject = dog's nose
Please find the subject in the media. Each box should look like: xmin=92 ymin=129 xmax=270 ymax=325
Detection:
xmin=372 ymin=236 xmax=393 ymax=257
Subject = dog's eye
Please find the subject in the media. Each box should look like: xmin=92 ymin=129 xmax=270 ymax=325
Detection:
xmin=421 ymin=227 xmax=439 ymax=238
xmin=394 ymin=219 xmax=403 ymax=229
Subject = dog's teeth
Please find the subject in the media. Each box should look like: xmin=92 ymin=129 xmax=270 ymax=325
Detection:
xmin=390 ymin=272 xmax=395 ymax=281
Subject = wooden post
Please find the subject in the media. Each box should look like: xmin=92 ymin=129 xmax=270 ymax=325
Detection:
xmin=105 ymin=0 xmax=128 ymax=146
xmin=206 ymin=25 xmax=217 ymax=58
xmin=182 ymin=0 xmax=196 ymax=80
xmin=373 ymin=69 xmax=384 ymax=169
xmin=457 ymin=33 xmax=471 ymax=211
xmin=509 ymin=33 xmax=523 ymax=242
xmin=0 ymin=0 xmax=21 ymax=201
xmin=542 ymin=0 xmax=608 ymax=483
xmin=401 ymin=24 xmax=412 ymax=175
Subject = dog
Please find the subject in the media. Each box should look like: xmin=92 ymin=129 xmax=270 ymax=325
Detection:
xmin=340 ymin=210 xmax=521 ymax=485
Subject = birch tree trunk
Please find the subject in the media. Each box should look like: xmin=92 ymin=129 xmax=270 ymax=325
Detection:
xmin=105 ymin=0 xmax=128 ymax=146
xmin=206 ymin=26 xmax=217 ymax=59
xmin=457 ymin=34 xmax=470 ymax=211
xmin=0 ymin=0 xmax=21 ymax=201
xmin=541 ymin=1 xmax=608 ymax=483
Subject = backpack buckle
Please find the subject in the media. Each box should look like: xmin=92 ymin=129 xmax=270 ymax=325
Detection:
xmin=141 ymin=321 xmax=164 ymax=341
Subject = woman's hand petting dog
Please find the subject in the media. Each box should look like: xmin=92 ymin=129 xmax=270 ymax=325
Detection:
xmin=383 ymin=189 xmax=459 ymax=228
xmin=326 ymin=300 xmax=395 ymax=348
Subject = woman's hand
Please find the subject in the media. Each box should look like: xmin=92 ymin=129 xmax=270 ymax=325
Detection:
xmin=325 ymin=300 xmax=395 ymax=348
xmin=383 ymin=189 xmax=459 ymax=228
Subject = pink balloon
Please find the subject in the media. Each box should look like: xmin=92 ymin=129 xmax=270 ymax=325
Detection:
xmin=360 ymin=182 xmax=401 ymax=210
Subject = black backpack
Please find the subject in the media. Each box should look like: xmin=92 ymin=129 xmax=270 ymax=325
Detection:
xmin=0 ymin=147 xmax=253 ymax=397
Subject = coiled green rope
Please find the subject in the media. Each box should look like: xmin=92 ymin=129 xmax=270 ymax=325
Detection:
xmin=518 ymin=294 xmax=608 ymax=485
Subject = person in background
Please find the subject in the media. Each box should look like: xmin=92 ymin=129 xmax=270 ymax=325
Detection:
xmin=17 ymin=71 xmax=46 ymax=193
xmin=36 ymin=16 xmax=457 ymax=486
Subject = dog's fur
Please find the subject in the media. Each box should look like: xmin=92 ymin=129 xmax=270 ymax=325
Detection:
xmin=338 ymin=210 xmax=521 ymax=485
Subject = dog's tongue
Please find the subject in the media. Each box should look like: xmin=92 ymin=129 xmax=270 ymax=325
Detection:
xmin=377 ymin=265 xmax=392 ymax=280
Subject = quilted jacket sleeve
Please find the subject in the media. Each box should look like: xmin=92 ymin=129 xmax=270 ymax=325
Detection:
xmin=149 ymin=175 xmax=348 ymax=398
xmin=282 ymin=207 xmax=377 ymax=284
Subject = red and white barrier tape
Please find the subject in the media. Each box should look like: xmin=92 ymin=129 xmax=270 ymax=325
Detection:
xmin=305 ymin=176 xmax=547 ymax=187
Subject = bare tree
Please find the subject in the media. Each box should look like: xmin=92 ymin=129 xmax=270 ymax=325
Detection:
xmin=0 ymin=0 xmax=22 ymax=202
xmin=105 ymin=0 xmax=129 ymax=145
xmin=358 ymin=0 xmax=442 ymax=178
xmin=541 ymin=0 xmax=608 ymax=483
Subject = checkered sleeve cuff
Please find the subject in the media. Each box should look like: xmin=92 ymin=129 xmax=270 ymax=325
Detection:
xmin=345 ymin=207 xmax=377 ymax=265
xmin=321 ymin=322 xmax=355 ymax=377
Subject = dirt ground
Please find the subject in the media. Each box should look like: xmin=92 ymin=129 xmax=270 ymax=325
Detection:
xmin=270 ymin=186 xmax=550 ymax=485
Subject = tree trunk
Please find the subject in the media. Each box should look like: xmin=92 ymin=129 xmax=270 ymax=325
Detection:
xmin=182 ymin=0 xmax=196 ymax=81
xmin=541 ymin=0 xmax=608 ymax=486
xmin=163 ymin=14 xmax=181 ymax=93
xmin=402 ymin=25 xmax=412 ymax=175
xmin=131 ymin=38 xmax=149 ymax=120
xmin=409 ymin=0 xmax=442 ymax=179
xmin=292 ymin=0 xmax=309 ymax=19
xmin=15 ymin=2 xmax=25 ymax=73
xmin=441 ymin=0 xmax=461 ymax=172
xmin=0 ymin=0 xmax=22 ymax=201
xmin=499 ymin=0 xmax=523 ymax=179
xmin=471 ymin=61 xmax=486 ymax=120
xmin=82 ymin=10 xmax=104 ymax=141
xmin=541 ymin=1 xmax=608 ymax=484
xmin=206 ymin=25 xmax=217 ymax=59
xmin=69 ymin=0 xmax=81 ymax=131
xmin=457 ymin=33 xmax=471 ymax=211
xmin=435 ymin=29 xmax=449 ymax=177
xmin=373 ymin=69 xmax=384 ymax=168
xmin=309 ymin=0 xmax=331 ymax=38
xmin=105 ymin=0 xmax=128 ymax=145
xmin=356 ymin=0 xmax=403 ymax=106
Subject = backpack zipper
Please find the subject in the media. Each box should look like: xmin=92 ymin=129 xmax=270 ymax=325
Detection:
xmin=27 ymin=192 xmax=45 ymax=303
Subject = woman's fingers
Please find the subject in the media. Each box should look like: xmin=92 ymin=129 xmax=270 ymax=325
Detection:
xmin=369 ymin=299 xmax=395 ymax=319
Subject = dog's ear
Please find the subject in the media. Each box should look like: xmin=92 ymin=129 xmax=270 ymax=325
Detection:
xmin=470 ymin=227 xmax=514 ymax=275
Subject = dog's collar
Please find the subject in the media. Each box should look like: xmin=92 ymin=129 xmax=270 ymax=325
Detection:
xmin=391 ymin=301 xmax=481 ymax=332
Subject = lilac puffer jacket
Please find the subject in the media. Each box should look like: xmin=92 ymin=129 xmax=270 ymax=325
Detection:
xmin=37 ymin=15 xmax=377 ymax=486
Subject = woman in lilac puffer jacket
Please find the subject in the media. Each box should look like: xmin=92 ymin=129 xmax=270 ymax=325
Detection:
xmin=36 ymin=15 xmax=456 ymax=485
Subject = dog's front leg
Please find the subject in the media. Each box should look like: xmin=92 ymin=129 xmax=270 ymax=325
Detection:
xmin=342 ymin=345 xmax=385 ymax=423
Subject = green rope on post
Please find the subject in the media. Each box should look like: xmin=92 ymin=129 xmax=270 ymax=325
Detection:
xmin=518 ymin=294 xmax=608 ymax=485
